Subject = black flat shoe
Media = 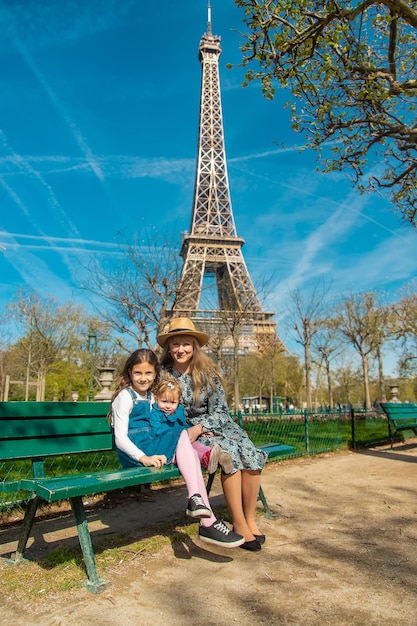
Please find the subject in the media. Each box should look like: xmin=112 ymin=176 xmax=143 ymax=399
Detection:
xmin=239 ymin=539 xmax=261 ymax=552
xmin=254 ymin=534 xmax=266 ymax=545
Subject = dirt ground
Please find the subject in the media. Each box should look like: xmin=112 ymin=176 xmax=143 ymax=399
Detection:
xmin=1 ymin=443 xmax=417 ymax=625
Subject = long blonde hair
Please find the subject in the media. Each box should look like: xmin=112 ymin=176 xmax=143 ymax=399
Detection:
xmin=159 ymin=337 xmax=223 ymax=407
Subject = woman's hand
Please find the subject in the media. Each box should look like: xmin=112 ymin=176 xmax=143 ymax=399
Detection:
xmin=139 ymin=454 xmax=167 ymax=467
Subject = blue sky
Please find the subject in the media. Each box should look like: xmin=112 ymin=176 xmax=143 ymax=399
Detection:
xmin=0 ymin=0 xmax=416 ymax=374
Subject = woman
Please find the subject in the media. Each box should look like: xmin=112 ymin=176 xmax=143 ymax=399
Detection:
xmin=158 ymin=317 xmax=267 ymax=552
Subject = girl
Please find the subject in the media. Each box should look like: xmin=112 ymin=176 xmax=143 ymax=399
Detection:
xmin=158 ymin=318 xmax=268 ymax=552
xmin=110 ymin=348 xmax=244 ymax=549
xmin=151 ymin=377 xmax=233 ymax=475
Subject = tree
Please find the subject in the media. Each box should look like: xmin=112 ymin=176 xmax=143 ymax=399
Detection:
xmin=258 ymin=334 xmax=288 ymax=409
xmin=7 ymin=291 xmax=88 ymax=400
xmin=82 ymin=229 xmax=183 ymax=350
xmin=239 ymin=351 xmax=270 ymax=408
xmin=390 ymin=282 xmax=417 ymax=375
xmin=312 ymin=316 xmax=342 ymax=409
xmin=5 ymin=289 xmax=108 ymax=400
xmin=239 ymin=350 xmax=303 ymax=410
xmin=216 ymin=309 xmax=258 ymax=412
xmin=0 ymin=312 xmax=11 ymax=400
xmin=336 ymin=291 xmax=390 ymax=408
xmin=46 ymin=360 xmax=89 ymax=401
xmin=285 ymin=282 xmax=331 ymax=410
xmin=234 ymin=0 xmax=417 ymax=226
xmin=332 ymin=360 xmax=363 ymax=406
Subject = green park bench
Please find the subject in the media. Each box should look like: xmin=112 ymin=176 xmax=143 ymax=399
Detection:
xmin=379 ymin=402 xmax=417 ymax=448
xmin=0 ymin=401 xmax=295 ymax=593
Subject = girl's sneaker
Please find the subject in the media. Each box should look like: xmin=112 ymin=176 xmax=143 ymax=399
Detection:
xmin=186 ymin=493 xmax=212 ymax=519
xmin=202 ymin=444 xmax=233 ymax=474
xmin=199 ymin=520 xmax=245 ymax=548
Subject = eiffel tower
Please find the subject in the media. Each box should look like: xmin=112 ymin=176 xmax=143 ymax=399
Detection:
xmin=171 ymin=4 xmax=279 ymax=351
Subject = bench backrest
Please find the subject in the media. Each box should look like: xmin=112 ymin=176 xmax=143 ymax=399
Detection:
xmin=379 ymin=402 xmax=417 ymax=422
xmin=0 ymin=401 xmax=112 ymax=461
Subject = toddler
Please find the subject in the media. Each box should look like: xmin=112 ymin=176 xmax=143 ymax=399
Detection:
xmin=152 ymin=378 xmax=233 ymax=475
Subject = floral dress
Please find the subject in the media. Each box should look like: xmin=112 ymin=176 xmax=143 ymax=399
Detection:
xmin=162 ymin=366 xmax=267 ymax=473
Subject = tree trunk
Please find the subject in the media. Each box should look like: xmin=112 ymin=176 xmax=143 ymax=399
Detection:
xmin=376 ymin=345 xmax=386 ymax=402
xmin=233 ymin=341 xmax=240 ymax=414
xmin=362 ymin=353 xmax=371 ymax=410
xmin=304 ymin=344 xmax=312 ymax=410
xmin=325 ymin=360 xmax=333 ymax=409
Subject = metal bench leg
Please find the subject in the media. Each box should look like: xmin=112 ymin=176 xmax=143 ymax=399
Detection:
xmin=258 ymin=486 xmax=274 ymax=519
xmin=7 ymin=494 xmax=41 ymax=564
xmin=70 ymin=496 xmax=111 ymax=594
xmin=388 ymin=422 xmax=394 ymax=448
xmin=206 ymin=472 xmax=216 ymax=496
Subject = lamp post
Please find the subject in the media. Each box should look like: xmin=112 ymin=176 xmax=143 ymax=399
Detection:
xmin=87 ymin=330 xmax=97 ymax=401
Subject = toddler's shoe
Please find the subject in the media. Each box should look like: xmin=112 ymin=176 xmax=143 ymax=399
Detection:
xmin=218 ymin=449 xmax=233 ymax=474
xmin=186 ymin=493 xmax=212 ymax=519
xmin=202 ymin=444 xmax=233 ymax=474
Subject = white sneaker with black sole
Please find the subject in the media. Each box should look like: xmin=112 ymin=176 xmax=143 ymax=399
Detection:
xmin=186 ymin=493 xmax=212 ymax=519
xmin=199 ymin=520 xmax=245 ymax=548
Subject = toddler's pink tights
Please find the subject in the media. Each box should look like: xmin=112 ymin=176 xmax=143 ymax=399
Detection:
xmin=174 ymin=430 xmax=216 ymax=527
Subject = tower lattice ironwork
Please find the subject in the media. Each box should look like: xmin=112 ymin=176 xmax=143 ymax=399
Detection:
xmin=171 ymin=6 xmax=279 ymax=350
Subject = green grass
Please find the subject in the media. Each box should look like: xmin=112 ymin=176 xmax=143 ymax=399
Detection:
xmin=2 ymin=551 xmax=85 ymax=595
xmin=243 ymin=414 xmax=354 ymax=454
xmin=1 ymin=516 xmax=202 ymax=600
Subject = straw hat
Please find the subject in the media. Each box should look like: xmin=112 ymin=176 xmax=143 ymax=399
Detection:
xmin=157 ymin=317 xmax=209 ymax=347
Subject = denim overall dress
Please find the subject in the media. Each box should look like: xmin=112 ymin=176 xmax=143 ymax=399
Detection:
xmin=116 ymin=387 xmax=184 ymax=468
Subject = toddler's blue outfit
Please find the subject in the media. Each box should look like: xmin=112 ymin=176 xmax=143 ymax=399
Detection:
xmin=116 ymin=387 xmax=185 ymax=468
xmin=150 ymin=403 xmax=188 ymax=436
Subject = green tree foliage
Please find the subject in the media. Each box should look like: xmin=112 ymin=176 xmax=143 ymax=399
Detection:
xmin=6 ymin=290 xmax=87 ymax=399
xmin=238 ymin=350 xmax=303 ymax=409
xmin=396 ymin=375 xmax=417 ymax=400
xmin=3 ymin=290 xmax=118 ymax=400
xmin=332 ymin=363 xmax=369 ymax=406
xmin=235 ymin=0 xmax=417 ymax=225
xmin=391 ymin=283 xmax=417 ymax=375
xmin=46 ymin=360 xmax=89 ymax=401
xmin=239 ymin=351 xmax=271 ymax=400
